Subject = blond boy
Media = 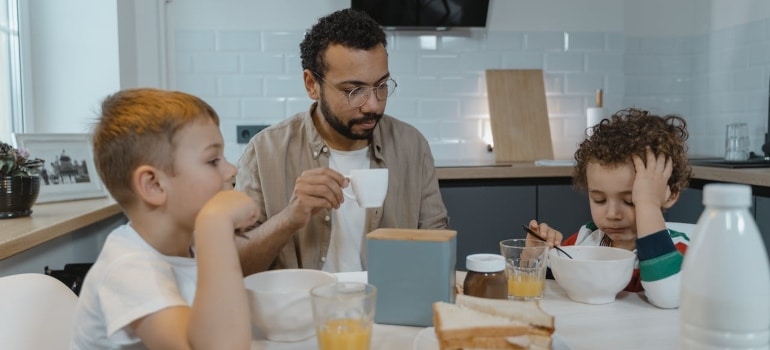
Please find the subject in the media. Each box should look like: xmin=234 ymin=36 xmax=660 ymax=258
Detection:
xmin=71 ymin=88 xmax=258 ymax=349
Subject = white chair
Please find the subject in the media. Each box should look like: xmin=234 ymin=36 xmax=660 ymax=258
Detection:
xmin=666 ymin=222 xmax=696 ymax=238
xmin=0 ymin=273 xmax=78 ymax=349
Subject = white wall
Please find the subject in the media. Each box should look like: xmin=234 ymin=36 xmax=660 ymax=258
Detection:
xmin=624 ymin=0 xmax=705 ymax=36
xmin=21 ymin=0 xmax=121 ymax=133
xmin=165 ymin=0 xmax=346 ymax=30
xmin=164 ymin=0 xmax=638 ymax=161
xmin=709 ymin=0 xmax=770 ymax=30
xmin=489 ymin=0 xmax=623 ymax=32
xmin=118 ymin=0 xmax=179 ymax=89
xmin=19 ymin=0 xmax=770 ymax=160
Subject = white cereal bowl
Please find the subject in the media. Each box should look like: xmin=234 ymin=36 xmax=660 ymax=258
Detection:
xmin=549 ymin=246 xmax=636 ymax=305
xmin=244 ymin=269 xmax=336 ymax=342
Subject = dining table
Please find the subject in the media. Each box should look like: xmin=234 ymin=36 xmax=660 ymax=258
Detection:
xmin=250 ymin=271 xmax=679 ymax=350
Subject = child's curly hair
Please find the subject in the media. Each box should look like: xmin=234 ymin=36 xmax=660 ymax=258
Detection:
xmin=573 ymin=108 xmax=692 ymax=194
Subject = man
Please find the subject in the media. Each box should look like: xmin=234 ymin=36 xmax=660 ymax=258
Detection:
xmin=235 ymin=8 xmax=448 ymax=275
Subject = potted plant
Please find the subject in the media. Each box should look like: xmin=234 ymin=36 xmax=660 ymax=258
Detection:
xmin=0 ymin=140 xmax=45 ymax=218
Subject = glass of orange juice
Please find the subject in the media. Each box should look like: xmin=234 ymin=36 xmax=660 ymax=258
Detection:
xmin=500 ymin=239 xmax=549 ymax=300
xmin=310 ymin=282 xmax=377 ymax=350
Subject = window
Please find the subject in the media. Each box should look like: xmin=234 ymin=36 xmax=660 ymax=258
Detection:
xmin=0 ymin=0 xmax=22 ymax=143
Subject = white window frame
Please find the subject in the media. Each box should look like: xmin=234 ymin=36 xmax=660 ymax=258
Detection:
xmin=1 ymin=0 xmax=23 ymax=143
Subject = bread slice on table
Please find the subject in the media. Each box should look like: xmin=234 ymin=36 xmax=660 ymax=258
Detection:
xmin=455 ymin=293 xmax=554 ymax=348
xmin=433 ymin=294 xmax=555 ymax=350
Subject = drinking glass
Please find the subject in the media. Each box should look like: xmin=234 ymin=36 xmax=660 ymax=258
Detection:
xmin=499 ymin=239 xmax=549 ymax=300
xmin=725 ymin=123 xmax=749 ymax=161
xmin=310 ymin=282 xmax=377 ymax=350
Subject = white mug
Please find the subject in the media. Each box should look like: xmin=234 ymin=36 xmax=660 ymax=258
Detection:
xmin=343 ymin=168 xmax=388 ymax=208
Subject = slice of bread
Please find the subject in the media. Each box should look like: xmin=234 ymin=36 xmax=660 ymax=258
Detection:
xmin=439 ymin=335 xmax=528 ymax=349
xmin=433 ymin=294 xmax=555 ymax=350
xmin=433 ymin=302 xmax=533 ymax=340
xmin=455 ymin=294 xmax=554 ymax=333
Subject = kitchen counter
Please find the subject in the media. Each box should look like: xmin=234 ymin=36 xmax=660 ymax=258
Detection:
xmin=3 ymin=162 xmax=770 ymax=261
xmin=437 ymin=162 xmax=770 ymax=187
xmin=0 ymin=197 xmax=121 ymax=260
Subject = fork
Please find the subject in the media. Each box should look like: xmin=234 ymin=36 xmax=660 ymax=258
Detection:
xmin=521 ymin=225 xmax=573 ymax=259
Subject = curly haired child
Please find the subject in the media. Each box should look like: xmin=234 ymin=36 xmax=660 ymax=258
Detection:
xmin=532 ymin=107 xmax=692 ymax=309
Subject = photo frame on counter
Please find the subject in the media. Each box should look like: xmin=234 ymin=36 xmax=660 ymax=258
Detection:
xmin=13 ymin=133 xmax=108 ymax=203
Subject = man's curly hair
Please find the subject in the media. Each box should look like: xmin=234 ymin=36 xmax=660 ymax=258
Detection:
xmin=573 ymin=108 xmax=692 ymax=194
xmin=300 ymin=8 xmax=387 ymax=77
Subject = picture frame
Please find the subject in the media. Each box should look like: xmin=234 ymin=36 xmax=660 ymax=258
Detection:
xmin=13 ymin=133 xmax=108 ymax=203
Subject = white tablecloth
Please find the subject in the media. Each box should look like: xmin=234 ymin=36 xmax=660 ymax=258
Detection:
xmin=251 ymin=271 xmax=678 ymax=350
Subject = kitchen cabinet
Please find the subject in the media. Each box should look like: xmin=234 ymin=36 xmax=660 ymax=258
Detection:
xmin=438 ymin=178 xmax=770 ymax=270
xmin=440 ymin=179 xmax=592 ymax=270
xmin=667 ymin=182 xmax=770 ymax=259
xmin=664 ymin=187 xmax=703 ymax=224
xmin=0 ymin=212 xmax=125 ymax=277
xmin=440 ymin=180 xmax=536 ymax=270
xmin=753 ymin=196 xmax=770 ymax=258
xmin=665 ymin=182 xmax=769 ymax=259
xmin=536 ymin=184 xmax=591 ymax=236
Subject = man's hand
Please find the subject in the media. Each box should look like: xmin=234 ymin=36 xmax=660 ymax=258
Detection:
xmin=284 ymin=167 xmax=349 ymax=229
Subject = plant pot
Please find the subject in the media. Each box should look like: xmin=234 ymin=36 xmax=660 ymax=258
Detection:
xmin=0 ymin=176 xmax=41 ymax=219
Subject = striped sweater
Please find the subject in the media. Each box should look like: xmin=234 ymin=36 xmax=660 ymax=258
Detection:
xmin=561 ymin=221 xmax=690 ymax=309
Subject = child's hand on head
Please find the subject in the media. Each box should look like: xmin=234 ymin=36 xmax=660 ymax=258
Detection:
xmin=631 ymin=147 xmax=673 ymax=208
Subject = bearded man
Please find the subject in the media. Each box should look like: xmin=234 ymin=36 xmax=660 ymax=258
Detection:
xmin=235 ymin=9 xmax=448 ymax=275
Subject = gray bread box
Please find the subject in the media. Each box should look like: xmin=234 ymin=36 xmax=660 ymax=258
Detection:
xmin=366 ymin=228 xmax=457 ymax=327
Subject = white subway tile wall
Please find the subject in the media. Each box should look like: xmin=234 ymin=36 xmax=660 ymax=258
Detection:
xmin=174 ymin=18 xmax=770 ymax=164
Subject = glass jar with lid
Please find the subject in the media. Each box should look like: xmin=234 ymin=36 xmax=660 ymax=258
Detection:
xmin=463 ymin=253 xmax=507 ymax=299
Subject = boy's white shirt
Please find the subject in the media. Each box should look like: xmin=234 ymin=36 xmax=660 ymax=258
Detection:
xmin=323 ymin=146 xmax=369 ymax=273
xmin=71 ymin=224 xmax=197 ymax=349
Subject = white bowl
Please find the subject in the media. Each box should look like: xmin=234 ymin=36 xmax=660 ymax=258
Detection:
xmin=244 ymin=269 xmax=336 ymax=341
xmin=549 ymin=246 xmax=636 ymax=305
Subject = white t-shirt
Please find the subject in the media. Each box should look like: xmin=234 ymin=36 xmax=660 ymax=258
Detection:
xmin=323 ymin=146 xmax=369 ymax=273
xmin=71 ymin=224 xmax=197 ymax=350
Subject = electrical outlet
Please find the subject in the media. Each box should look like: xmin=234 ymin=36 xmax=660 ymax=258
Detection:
xmin=236 ymin=125 xmax=269 ymax=144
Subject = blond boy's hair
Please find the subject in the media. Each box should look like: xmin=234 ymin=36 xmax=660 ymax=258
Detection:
xmin=92 ymin=88 xmax=219 ymax=207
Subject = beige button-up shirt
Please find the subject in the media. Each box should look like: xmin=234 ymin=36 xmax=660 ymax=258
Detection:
xmin=236 ymin=103 xmax=449 ymax=270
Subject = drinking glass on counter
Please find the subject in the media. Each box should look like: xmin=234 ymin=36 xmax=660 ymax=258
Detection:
xmin=724 ymin=122 xmax=749 ymax=161
xmin=310 ymin=282 xmax=377 ymax=350
xmin=499 ymin=239 xmax=549 ymax=300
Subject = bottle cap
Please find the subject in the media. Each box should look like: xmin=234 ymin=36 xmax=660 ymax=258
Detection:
xmin=466 ymin=254 xmax=505 ymax=272
xmin=703 ymin=183 xmax=752 ymax=207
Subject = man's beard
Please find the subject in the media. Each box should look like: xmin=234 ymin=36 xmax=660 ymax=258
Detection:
xmin=319 ymin=90 xmax=382 ymax=140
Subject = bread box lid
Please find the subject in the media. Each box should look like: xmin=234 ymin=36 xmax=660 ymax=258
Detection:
xmin=366 ymin=228 xmax=456 ymax=242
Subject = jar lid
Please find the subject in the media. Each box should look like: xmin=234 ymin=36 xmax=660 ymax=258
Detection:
xmin=466 ymin=254 xmax=505 ymax=272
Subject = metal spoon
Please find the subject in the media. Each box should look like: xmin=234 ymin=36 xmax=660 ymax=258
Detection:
xmin=521 ymin=225 xmax=573 ymax=259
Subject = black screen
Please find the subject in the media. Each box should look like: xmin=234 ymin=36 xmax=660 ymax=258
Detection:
xmin=350 ymin=0 xmax=490 ymax=28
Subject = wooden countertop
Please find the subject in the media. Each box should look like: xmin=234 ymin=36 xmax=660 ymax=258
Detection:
xmin=3 ymin=162 xmax=770 ymax=261
xmin=0 ymin=197 xmax=121 ymax=260
xmin=437 ymin=163 xmax=770 ymax=187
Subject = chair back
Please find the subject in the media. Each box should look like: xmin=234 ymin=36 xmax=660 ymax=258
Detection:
xmin=0 ymin=273 xmax=78 ymax=349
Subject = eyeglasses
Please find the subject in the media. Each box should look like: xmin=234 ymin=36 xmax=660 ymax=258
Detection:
xmin=313 ymin=72 xmax=397 ymax=108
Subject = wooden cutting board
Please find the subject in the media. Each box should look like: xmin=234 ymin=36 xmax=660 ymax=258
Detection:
xmin=485 ymin=69 xmax=553 ymax=163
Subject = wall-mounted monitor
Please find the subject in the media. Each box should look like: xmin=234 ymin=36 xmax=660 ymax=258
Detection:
xmin=350 ymin=0 xmax=490 ymax=30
